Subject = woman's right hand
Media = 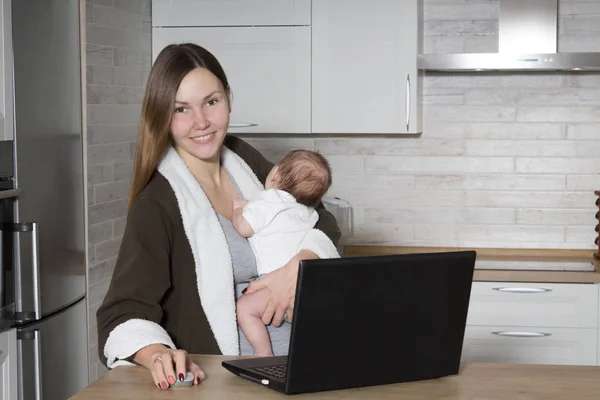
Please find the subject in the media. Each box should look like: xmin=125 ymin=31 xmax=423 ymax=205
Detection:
xmin=135 ymin=344 xmax=205 ymax=390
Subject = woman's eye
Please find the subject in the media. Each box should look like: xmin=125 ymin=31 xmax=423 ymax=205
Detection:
xmin=206 ymin=99 xmax=219 ymax=107
xmin=174 ymin=107 xmax=187 ymax=113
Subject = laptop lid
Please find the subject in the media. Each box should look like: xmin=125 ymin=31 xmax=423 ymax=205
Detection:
xmin=284 ymin=250 xmax=476 ymax=394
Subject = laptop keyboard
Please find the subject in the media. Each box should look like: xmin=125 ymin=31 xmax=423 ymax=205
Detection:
xmin=252 ymin=364 xmax=287 ymax=380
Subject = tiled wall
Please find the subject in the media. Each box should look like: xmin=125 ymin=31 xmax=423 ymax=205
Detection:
xmin=85 ymin=0 xmax=151 ymax=382
xmin=245 ymin=0 xmax=600 ymax=250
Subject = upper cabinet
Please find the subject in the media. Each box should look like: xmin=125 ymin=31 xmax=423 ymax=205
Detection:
xmin=0 ymin=0 xmax=13 ymax=141
xmin=312 ymin=0 xmax=422 ymax=134
xmin=152 ymin=0 xmax=311 ymax=27
xmin=151 ymin=0 xmax=421 ymax=135
xmin=152 ymin=27 xmax=311 ymax=134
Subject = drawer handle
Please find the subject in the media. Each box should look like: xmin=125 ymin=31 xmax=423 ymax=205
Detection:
xmin=229 ymin=123 xmax=258 ymax=128
xmin=492 ymin=287 xmax=553 ymax=293
xmin=405 ymin=74 xmax=411 ymax=131
xmin=492 ymin=331 xmax=552 ymax=338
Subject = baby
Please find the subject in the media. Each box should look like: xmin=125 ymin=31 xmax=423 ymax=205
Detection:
xmin=232 ymin=149 xmax=337 ymax=356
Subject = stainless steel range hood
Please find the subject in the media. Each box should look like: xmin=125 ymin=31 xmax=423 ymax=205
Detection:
xmin=418 ymin=0 xmax=600 ymax=72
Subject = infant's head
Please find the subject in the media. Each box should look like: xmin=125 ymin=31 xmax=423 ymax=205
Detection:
xmin=266 ymin=150 xmax=332 ymax=207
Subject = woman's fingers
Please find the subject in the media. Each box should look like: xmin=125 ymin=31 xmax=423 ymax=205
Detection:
xmin=173 ymin=350 xmax=188 ymax=382
xmin=285 ymin=305 xmax=294 ymax=323
xmin=160 ymin=352 xmax=177 ymax=386
xmin=151 ymin=354 xmax=169 ymax=389
xmin=272 ymin=306 xmax=286 ymax=327
xmin=261 ymin=300 xmax=277 ymax=325
xmin=150 ymin=349 xmax=201 ymax=389
xmin=244 ymin=276 xmax=267 ymax=295
xmin=150 ymin=368 xmax=162 ymax=390
xmin=188 ymin=359 xmax=206 ymax=385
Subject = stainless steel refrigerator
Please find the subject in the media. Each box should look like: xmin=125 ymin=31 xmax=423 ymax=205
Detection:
xmin=6 ymin=0 xmax=88 ymax=398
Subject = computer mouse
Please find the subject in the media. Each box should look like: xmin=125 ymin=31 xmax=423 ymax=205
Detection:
xmin=171 ymin=371 xmax=194 ymax=388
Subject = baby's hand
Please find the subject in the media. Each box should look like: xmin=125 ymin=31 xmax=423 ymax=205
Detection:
xmin=233 ymin=198 xmax=248 ymax=211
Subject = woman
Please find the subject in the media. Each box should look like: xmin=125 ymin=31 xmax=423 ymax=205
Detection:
xmin=96 ymin=43 xmax=341 ymax=390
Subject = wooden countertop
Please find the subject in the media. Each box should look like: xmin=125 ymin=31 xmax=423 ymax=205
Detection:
xmin=344 ymin=245 xmax=600 ymax=283
xmin=71 ymin=355 xmax=600 ymax=399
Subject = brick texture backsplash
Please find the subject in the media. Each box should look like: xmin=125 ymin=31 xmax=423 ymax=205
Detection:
xmin=245 ymin=0 xmax=600 ymax=251
xmin=85 ymin=0 xmax=150 ymax=382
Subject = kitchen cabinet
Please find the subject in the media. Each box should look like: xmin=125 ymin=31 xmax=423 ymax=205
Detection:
xmin=152 ymin=0 xmax=311 ymax=27
xmin=151 ymin=0 xmax=422 ymax=135
xmin=0 ymin=328 xmax=17 ymax=400
xmin=0 ymin=0 xmax=13 ymax=141
xmin=462 ymin=282 xmax=600 ymax=366
xmin=466 ymin=282 xmax=598 ymax=328
xmin=311 ymin=0 xmax=422 ymax=134
xmin=463 ymin=325 xmax=597 ymax=366
xmin=152 ymin=26 xmax=311 ymax=134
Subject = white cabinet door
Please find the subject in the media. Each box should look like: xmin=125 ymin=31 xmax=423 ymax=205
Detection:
xmin=152 ymin=0 xmax=311 ymax=27
xmin=462 ymin=326 xmax=598 ymax=366
xmin=467 ymin=282 xmax=599 ymax=328
xmin=153 ymin=27 xmax=311 ymax=134
xmin=0 ymin=329 xmax=17 ymax=400
xmin=0 ymin=0 xmax=13 ymax=141
xmin=311 ymin=0 xmax=421 ymax=134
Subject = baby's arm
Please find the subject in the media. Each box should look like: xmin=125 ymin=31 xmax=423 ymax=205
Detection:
xmin=232 ymin=198 xmax=255 ymax=237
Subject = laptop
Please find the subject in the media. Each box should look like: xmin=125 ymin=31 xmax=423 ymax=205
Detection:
xmin=222 ymin=250 xmax=476 ymax=395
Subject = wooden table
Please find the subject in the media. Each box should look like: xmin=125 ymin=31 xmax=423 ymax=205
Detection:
xmin=71 ymin=355 xmax=600 ymax=399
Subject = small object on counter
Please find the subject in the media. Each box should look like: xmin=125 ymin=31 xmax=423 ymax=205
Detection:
xmin=171 ymin=371 xmax=194 ymax=388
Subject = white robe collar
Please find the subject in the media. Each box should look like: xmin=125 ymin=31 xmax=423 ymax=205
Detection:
xmin=157 ymin=145 xmax=264 ymax=355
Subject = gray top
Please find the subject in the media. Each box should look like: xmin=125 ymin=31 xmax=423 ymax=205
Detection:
xmin=216 ymin=213 xmax=257 ymax=284
xmin=215 ymin=169 xmax=291 ymax=356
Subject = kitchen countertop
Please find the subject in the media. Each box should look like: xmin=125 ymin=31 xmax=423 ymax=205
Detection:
xmin=71 ymin=355 xmax=600 ymax=400
xmin=343 ymin=245 xmax=600 ymax=283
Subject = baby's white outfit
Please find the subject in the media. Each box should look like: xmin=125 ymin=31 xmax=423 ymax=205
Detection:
xmin=242 ymin=188 xmax=318 ymax=275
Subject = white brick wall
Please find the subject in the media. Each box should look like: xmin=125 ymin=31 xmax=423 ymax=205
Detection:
xmin=85 ymin=0 xmax=151 ymax=382
xmin=244 ymin=0 xmax=600 ymax=251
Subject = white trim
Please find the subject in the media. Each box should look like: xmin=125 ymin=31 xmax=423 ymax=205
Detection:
xmin=104 ymin=319 xmax=175 ymax=369
xmin=156 ymin=146 xmax=261 ymax=355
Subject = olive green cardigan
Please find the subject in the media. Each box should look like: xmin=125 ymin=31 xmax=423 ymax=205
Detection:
xmin=96 ymin=136 xmax=341 ymax=368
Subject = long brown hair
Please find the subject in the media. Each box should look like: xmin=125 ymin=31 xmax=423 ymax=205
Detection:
xmin=128 ymin=43 xmax=230 ymax=211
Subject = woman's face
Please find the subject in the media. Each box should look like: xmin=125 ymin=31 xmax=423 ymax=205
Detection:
xmin=171 ymin=67 xmax=231 ymax=163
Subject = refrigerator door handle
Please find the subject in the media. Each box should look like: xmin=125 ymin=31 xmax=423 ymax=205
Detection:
xmin=2 ymin=222 xmax=42 ymax=322
xmin=30 ymin=222 xmax=41 ymax=320
xmin=17 ymin=329 xmax=43 ymax=400
xmin=33 ymin=329 xmax=42 ymax=400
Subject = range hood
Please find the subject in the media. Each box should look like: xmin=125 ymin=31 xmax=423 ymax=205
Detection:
xmin=418 ymin=0 xmax=600 ymax=72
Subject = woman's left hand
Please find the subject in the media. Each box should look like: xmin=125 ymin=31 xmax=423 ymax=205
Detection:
xmin=244 ymin=249 xmax=318 ymax=327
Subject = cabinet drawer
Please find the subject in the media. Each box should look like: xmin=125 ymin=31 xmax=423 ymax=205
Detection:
xmin=152 ymin=0 xmax=311 ymax=27
xmin=462 ymin=325 xmax=597 ymax=366
xmin=466 ymin=282 xmax=599 ymax=328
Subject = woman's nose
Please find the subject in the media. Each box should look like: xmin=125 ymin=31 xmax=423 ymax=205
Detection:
xmin=194 ymin=110 xmax=210 ymax=130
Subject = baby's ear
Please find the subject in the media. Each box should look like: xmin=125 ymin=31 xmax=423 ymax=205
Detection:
xmin=271 ymin=165 xmax=280 ymax=182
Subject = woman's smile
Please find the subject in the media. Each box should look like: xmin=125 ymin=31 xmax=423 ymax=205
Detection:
xmin=191 ymin=132 xmax=215 ymax=144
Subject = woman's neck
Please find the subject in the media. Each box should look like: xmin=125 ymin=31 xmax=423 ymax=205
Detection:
xmin=177 ymin=148 xmax=223 ymax=187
